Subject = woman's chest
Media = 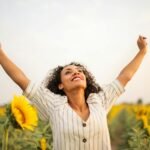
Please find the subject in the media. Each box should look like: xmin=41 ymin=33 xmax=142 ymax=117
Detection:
xmin=52 ymin=103 xmax=108 ymax=138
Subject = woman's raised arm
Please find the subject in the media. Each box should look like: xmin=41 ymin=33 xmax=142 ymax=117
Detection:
xmin=117 ymin=35 xmax=148 ymax=87
xmin=0 ymin=44 xmax=30 ymax=91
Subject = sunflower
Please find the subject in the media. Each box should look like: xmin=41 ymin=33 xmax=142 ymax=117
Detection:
xmin=40 ymin=137 xmax=47 ymax=150
xmin=0 ymin=106 xmax=6 ymax=116
xmin=11 ymin=95 xmax=38 ymax=131
xmin=141 ymin=116 xmax=149 ymax=128
xmin=135 ymin=106 xmax=148 ymax=120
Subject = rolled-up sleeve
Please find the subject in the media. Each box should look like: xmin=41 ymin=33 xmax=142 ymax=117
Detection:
xmin=98 ymin=79 xmax=125 ymax=114
xmin=23 ymin=81 xmax=55 ymax=122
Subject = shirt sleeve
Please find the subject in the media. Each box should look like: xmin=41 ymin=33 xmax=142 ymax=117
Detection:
xmin=22 ymin=81 xmax=56 ymax=122
xmin=98 ymin=79 xmax=125 ymax=114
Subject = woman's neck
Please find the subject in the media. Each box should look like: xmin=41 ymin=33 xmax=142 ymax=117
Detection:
xmin=66 ymin=89 xmax=87 ymax=112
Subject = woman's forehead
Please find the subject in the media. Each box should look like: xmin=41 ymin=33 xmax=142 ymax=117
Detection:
xmin=62 ymin=65 xmax=82 ymax=71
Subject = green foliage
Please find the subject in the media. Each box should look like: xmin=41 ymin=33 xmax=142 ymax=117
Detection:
xmin=0 ymin=115 xmax=53 ymax=150
xmin=120 ymin=119 xmax=150 ymax=150
xmin=108 ymin=105 xmax=150 ymax=150
xmin=108 ymin=107 xmax=133 ymax=149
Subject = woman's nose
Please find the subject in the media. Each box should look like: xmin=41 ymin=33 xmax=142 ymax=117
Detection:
xmin=73 ymin=70 xmax=79 ymax=75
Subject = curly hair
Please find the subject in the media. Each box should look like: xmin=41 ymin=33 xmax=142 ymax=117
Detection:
xmin=46 ymin=62 xmax=103 ymax=100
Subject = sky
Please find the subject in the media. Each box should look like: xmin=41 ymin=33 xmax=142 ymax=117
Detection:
xmin=0 ymin=0 xmax=150 ymax=105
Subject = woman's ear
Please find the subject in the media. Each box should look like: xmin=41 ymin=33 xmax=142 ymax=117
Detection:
xmin=58 ymin=83 xmax=63 ymax=90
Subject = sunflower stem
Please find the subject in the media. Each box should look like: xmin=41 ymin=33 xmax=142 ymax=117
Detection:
xmin=2 ymin=126 xmax=9 ymax=150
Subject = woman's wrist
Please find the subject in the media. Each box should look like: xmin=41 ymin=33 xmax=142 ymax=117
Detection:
xmin=139 ymin=48 xmax=148 ymax=55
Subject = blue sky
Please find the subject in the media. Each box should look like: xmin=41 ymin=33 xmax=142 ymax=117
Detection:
xmin=0 ymin=0 xmax=150 ymax=105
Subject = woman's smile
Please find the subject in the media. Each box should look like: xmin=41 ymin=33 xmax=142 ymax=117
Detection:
xmin=71 ymin=75 xmax=84 ymax=81
xmin=59 ymin=65 xmax=87 ymax=91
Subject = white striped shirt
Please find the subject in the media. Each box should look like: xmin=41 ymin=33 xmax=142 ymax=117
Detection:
xmin=23 ymin=79 xmax=125 ymax=150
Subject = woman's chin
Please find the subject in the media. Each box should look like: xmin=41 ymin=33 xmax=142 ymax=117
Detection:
xmin=71 ymin=83 xmax=86 ymax=90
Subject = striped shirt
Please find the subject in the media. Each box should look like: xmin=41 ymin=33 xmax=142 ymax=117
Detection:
xmin=23 ymin=79 xmax=125 ymax=150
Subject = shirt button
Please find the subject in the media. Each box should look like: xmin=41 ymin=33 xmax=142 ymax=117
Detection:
xmin=82 ymin=138 xmax=87 ymax=143
xmin=82 ymin=123 xmax=86 ymax=127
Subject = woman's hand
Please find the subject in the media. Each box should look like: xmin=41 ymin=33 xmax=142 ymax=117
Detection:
xmin=117 ymin=35 xmax=148 ymax=87
xmin=137 ymin=35 xmax=148 ymax=54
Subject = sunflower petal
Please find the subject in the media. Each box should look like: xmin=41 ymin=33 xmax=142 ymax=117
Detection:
xmin=11 ymin=95 xmax=38 ymax=131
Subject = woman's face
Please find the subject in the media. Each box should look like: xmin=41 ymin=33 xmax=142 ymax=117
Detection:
xmin=59 ymin=65 xmax=87 ymax=93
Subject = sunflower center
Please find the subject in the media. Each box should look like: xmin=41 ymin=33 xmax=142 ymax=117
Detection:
xmin=16 ymin=107 xmax=26 ymax=123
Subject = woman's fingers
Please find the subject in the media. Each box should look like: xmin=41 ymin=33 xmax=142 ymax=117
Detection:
xmin=138 ymin=35 xmax=147 ymax=45
xmin=137 ymin=35 xmax=148 ymax=52
xmin=139 ymin=35 xmax=147 ymax=40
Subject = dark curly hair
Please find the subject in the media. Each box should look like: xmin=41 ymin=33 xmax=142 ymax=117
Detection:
xmin=46 ymin=62 xmax=103 ymax=100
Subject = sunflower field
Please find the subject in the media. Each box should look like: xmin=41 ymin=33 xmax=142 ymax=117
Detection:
xmin=1 ymin=99 xmax=150 ymax=150
xmin=0 ymin=105 xmax=53 ymax=150
xmin=108 ymin=101 xmax=150 ymax=150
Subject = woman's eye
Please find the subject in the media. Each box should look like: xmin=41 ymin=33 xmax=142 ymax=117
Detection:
xmin=65 ymin=71 xmax=71 ymax=75
xmin=78 ymin=69 xmax=83 ymax=72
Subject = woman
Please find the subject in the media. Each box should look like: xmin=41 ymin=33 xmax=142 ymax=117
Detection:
xmin=0 ymin=35 xmax=148 ymax=150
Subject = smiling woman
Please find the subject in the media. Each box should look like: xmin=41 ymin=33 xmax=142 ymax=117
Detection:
xmin=22 ymin=63 xmax=125 ymax=150
xmin=0 ymin=35 xmax=148 ymax=150
xmin=44 ymin=62 xmax=102 ymax=99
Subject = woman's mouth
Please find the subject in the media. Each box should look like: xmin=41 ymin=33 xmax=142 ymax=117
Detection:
xmin=71 ymin=76 xmax=83 ymax=81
